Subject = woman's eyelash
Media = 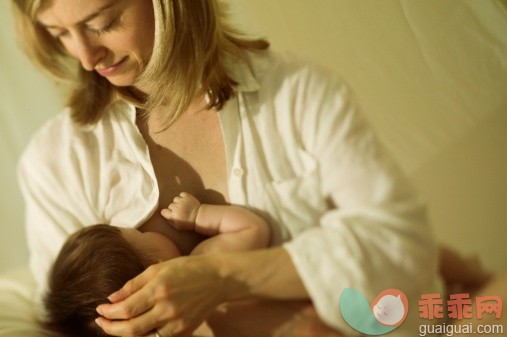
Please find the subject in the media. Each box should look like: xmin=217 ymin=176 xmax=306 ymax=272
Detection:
xmin=89 ymin=15 xmax=119 ymax=35
xmin=45 ymin=12 xmax=120 ymax=40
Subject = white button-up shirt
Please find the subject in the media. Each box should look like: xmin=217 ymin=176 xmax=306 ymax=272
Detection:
xmin=18 ymin=50 xmax=440 ymax=335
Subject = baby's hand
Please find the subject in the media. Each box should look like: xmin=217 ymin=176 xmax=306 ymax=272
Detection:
xmin=161 ymin=192 xmax=201 ymax=231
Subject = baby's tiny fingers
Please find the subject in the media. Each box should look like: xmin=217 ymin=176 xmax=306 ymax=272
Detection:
xmin=161 ymin=208 xmax=174 ymax=219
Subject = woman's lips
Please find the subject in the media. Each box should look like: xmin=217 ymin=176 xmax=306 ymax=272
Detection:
xmin=96 ymin=57 xmax=127 ymax=77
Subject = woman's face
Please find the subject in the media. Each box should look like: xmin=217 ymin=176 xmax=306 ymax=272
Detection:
xmin=37 ymin=0 xmax=155 ymax=88
xmin=119 ymin=228 xmax=181 ymax=267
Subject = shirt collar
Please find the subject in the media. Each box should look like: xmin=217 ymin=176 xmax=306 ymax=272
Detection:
xmin=225 ymin=54 xmax=261 ymax=93
xmin=126 ymin=101 xmax=137 ymax=124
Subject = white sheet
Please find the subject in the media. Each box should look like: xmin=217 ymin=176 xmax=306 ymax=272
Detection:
xmin=0 ymin=268 xmax=44 ymax=336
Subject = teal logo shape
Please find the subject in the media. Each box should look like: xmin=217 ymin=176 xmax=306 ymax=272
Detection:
xmin=340 ymin=288 xmax=408 ymax=335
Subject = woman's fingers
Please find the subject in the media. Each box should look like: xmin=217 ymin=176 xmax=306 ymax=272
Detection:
xmin=97 ymin=267 xmax=157 ymax=319
xmin=107 ymin=273 xmax=147 ymax=303
xmin=97 ymin=286 xmax=156 ymax=320
xmin=97 ymin=306 xmax=192 ymax=337
xmin=96 ymin=258 xmax=223 ymax=337
xmin=109 ymin=265 xmax=157 ymax=303
xmin=96 ymin=295 xmax=152 ymax=321
xmin=95 ymin=306 xmax=162 ymax=337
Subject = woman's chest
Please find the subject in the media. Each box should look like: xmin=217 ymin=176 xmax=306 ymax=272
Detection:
xmin=137 ymin=108 xmax=229 ymax=208
xmin=133 ymin=108 xmax=229 ymax=253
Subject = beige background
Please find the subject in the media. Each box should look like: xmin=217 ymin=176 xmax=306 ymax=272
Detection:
xmin=1 ymin=0 xmax=506 ymax=273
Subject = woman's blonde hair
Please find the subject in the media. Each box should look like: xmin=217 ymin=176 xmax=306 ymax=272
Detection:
xmin=11 ymin=0 xmax=269 ymax=127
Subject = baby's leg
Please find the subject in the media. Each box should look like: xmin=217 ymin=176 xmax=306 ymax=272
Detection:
xmin=438 ymin=246 xmax=504 ymax=337
xmin=444 ymin=272 xmax=507 ymax=337
xmin=207 ymin=300 xmax=346 ymax=337
xmin=439 ymin=246 xmax=492 ymax=293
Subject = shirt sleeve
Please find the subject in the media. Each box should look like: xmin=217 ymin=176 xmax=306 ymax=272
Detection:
xmin=16 ymin=115 xmax=101 ymax=307
xmin=282 ymin=67 xmax=439 ymax=333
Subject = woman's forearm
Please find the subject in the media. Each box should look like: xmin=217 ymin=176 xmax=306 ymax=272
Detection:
xmin=95 ymin=246 xmax=311 ymax=336
xmin=211 ymin=246 xmax=310 ymax=302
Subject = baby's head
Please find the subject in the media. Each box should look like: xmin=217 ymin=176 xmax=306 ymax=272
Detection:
xmin=43 ymin=224 xmax=180 ymax=337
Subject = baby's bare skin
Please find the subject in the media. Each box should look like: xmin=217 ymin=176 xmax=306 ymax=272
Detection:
xmin=161 ymin=192 xmax=271 ymax=254
xmin=161 ymin=192 xmax=201 ymax=231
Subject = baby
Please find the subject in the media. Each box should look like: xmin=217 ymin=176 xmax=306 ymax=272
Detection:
xmin=41 ymin=192 xmax=490 ymax=337
xmin=41 ymin=192 xmax=270 ymax=337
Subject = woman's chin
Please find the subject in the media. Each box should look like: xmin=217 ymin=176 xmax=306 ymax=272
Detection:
xmin=105 ymin=76 xmax=137 ymax=88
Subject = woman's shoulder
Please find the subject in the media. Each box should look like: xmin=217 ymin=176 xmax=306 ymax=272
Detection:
xmin=19 ymin=101 xmax=134 ymax=170
xmin=19 ymin=108 xmax=73 ymax=166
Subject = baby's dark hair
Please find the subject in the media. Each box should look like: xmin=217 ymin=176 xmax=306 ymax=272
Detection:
xmin=43 ymin=224 xmax=144 ymax=337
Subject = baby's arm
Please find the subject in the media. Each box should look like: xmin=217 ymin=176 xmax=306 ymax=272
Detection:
xmin=161 ymin=192 xmax=271 ymax=254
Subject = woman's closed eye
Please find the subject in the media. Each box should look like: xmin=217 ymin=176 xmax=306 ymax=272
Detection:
xmin=87 ymin=14 xmax=120 ymax=36
xmin=44 ymin=14 xmax=120 ymax=41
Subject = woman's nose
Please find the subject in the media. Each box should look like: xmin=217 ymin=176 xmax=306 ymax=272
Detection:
xmin=68 ymin=34 xmax=106 ymax=71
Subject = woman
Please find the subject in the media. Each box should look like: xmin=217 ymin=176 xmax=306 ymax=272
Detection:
xmin=13 ymin=0 xmax=442 ymax=336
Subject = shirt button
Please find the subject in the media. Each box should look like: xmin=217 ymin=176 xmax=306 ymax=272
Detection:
xmin=233 ymin=167 xmax=245 ymax=177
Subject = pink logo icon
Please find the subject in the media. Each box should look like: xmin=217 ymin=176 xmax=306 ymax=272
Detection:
xmin=371 ymin=289 xmax=409 ymax=326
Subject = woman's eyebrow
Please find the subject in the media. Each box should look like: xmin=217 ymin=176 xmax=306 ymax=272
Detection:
xmin=40 ymin=0 xmax=118 ymax=29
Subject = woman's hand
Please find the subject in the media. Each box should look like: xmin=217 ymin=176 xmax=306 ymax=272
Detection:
xmin=95 ymin=255 xmax=227 ymax=337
